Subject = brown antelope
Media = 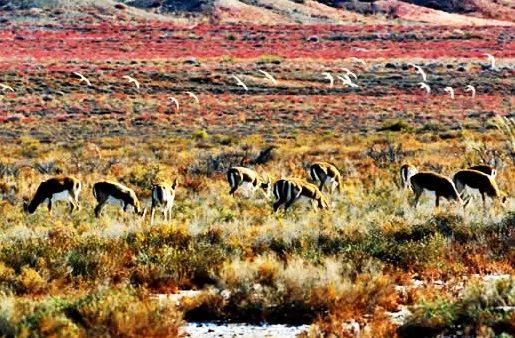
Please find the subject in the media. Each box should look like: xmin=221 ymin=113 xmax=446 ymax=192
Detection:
xmin=227 ymin=166 xmax=271 ymax=197
xmin=309 ymin=162 xmax=343 ymax=193
xmin=468 ymin=165 xmax=496 ymax=178
xmin=92 ymin=181 xmax=146 ymax=217
xmin=452 ymin=169 xmax=506 ymax=209
xmin=400 ymin=163 xmax=418 ymax=189
xmin=151 ymin=178 xmax=178 ymax=225
xmin=409 ymin=172 xmax=462 ymax=208
xmin=24 ymin=176 xmax=81 ymax=214
xmin=273 ymin=178 xmax=329 ymax=212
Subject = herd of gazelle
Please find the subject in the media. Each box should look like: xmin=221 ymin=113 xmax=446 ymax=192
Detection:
xmin=400 ymin=164 xmax=505 ymax=209
xmin=22 ymin=161 xmax=507 ymax=221
xmin=0 ymin=54 xmax=497 ymax=104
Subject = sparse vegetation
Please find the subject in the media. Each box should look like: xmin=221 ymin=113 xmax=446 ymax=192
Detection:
xmin=0 ymin=7 xmax=513 ymax=337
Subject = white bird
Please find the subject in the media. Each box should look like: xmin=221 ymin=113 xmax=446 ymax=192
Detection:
xmin=169 ymin=96 xmax=180 ymax=110
xmin=0 ymin=83 xmax=14 ymax=92
xmin=337 ymin=75 xmax=359 ymax=88
xmin=342 ymin=68 xmax=357 ymax=80
xmin=258 ymin=70 xmax=277 ymax=85
xmin=484 ymin=53 xmax=496 ymax=70
xmin=465 ymin=85 xmax=476 ymax=98
xmin=73 ymin=72 xmax=91 ymax=86
xmin=444 ymin=86 xmax=455 ymax=99
xmin=186 ymin=91 xmax=200 ymax=104
xmin=232 ymin=75 xmax=248 ymax=91
xmin=123 ymin=75 xmax=140 ymax=89
xmin=418 ymin=82 xmax=431 ymax=95
xmin=410 ymin=64 xmax=427 ymax=82
xmin=351 ymin=57 xmax=367 ymax=66
xmin=322 ymin=72 xmax=334 ymax=88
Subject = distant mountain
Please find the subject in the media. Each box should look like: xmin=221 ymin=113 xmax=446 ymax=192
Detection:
xmin=0 ymin=0 xmax=512 ymax=25
xmin=119 ymin=0 xmax=213 ymax=12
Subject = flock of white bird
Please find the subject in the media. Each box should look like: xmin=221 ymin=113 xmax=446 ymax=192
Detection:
xmin=0 ymin=53 xmax=499 ymax=108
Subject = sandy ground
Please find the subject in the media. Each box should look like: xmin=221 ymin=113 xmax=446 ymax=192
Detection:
xmin=182 ymin=322 xmax=310 ymax=338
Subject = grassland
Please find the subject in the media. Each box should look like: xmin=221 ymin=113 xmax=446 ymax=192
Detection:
xmin=0 ymin=22 xmax=513 ymax=337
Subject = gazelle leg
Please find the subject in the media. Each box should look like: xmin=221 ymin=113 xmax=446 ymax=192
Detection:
xmin=229 ymin=174 xmax=241 ymax=195
xmin=319 ymin=179 xmax=326 ymax=192
xmin=285 ymin=191 xmax=302 ymax=212
xmin=435 ymin=195 xmax=440 ymax=208
xmin=273 ymin=199 xmax=285 ymax=213
xmin=284 ymin=198 xmax=296 ymax=212
xmin=94 ymin=201 xmax=105 ymax=218
xmin=413 ymin=190 xmax=422 ymax=209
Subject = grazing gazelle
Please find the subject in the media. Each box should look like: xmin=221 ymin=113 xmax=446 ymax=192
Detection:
xmin=227 ymin=166 xmax=271 ymax=197
xmin=468 ymin=164 xmax=496 ymax=178
xmin=273 ymin=178 xmax=329 ymax=212
xmin=409 ymin=172 xmax=462 ymax=208
xmin=309 ymin=162 xmax=343 ymax=193
xmin=24 ymin=176 xmax=81 ymax=214
xmin=150 ymin=178 xmax=178 ymax=225
xmin=92 ymin=181 xmax=146 ymax=217
xmin=400 ymin=163 xmax=418 ymax=189
xmin=452 ymin=169 xmax=506 ymax=209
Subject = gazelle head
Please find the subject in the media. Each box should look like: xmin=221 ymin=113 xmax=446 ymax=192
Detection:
xmin=171 ymin=177 xmax=179 ymax=189
xmin=260 ymin=174 xmax=272 ymax=198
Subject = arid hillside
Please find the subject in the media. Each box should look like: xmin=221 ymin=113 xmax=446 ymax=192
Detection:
xmin=0 ymin=0 xmax=513 ymax=25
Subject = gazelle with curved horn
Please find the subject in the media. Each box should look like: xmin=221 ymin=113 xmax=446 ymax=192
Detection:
xmin=452 ymin=169 xmax=506 ymax=209
xmin=322 ymin=72 xmax=334 ymax=88
xmin=186 ymin=91 xmax=200 ymax=104
xmin=92 ymin=181 xmax=146 ymax=217
xmin=342 ymin=68 xmax=357 ymax=80
xmin=337 ymin=74 xmax=359 ymax=88
xmin=409 ymin=172 xmax=462 ymax=209
xmin=484 ymin=53 xmax=496 ymax=70
xmin=418 ymin=82 xmax=431 ymax=95
xmin=444 ymin=86 xmax=455 ymax=99
xmin=273 ymin=178 xmax=329 ymax=212
xmin=309 ymin=162 xmax=343 ymax=193
xmin=150 ymin=178 xmax=178 ymax=225
xmin=24 ymin=176 xmax=81 ymax=214
xmin=169 ymin=96 xmax=180 ymax=111
xmin=400 ymin=163 xmax=418 ymax=189
xmin=465 ymin=85 xmax=476 ymax=98
xmin=73 ymin=72 xmax=91 ymax=86
xmin=232 ymin=75 xmax=249 ymax=91
xmin=258 ymin=70 xmax=278 ymax=85
xmin=227 ymin=166 xmax=271 ymax=197
xmin=123 ymin=75 xmax=140 ymax=89
xmin=409 ymin=64 xmax=427 ymax=82
xmin=0 ymin=83 xmax=14 ymax=92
